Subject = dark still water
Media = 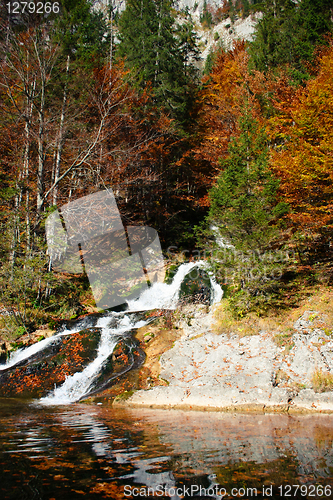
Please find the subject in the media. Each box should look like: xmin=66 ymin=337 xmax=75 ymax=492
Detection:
xmin=0 ymin=400 xmax=333 ymax=500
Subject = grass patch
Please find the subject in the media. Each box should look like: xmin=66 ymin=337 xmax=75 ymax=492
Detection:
xmin=213 ymin=285 xmax=333 ymax=338
xmin=311 ymin=369 xmax=333 ymax=393
xmin=214 ymin=259 xmax=332 ymax=320
xmin=273 ymin=332 xmax=294 ymax=352
xmin=113 ymin=390 xmax=134 ymax=402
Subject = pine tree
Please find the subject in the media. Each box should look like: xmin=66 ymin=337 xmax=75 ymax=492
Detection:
xmin=116 ymin=0 xmax=199 ymax=128
xmin=249 ymin=0 xmax=333 ymax=82
xmin=209 ymin=110 xmax=287 ymax=251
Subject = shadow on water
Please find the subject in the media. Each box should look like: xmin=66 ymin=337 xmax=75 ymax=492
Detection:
xmin=0 ymin=401 xmax=333 ymax=499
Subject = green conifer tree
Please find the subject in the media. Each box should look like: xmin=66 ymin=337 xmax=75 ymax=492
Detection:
xmin=296 ymin=0 xmax=333 ymax=55
xmin=200 ymin=0 xmax=213 ymax=28
xmin=249 ymin=0 xmax=333 ymax=82
xmin=117 ymin=0 xmax=199 ymax=128
xmin=209 ymin=112 xmax=286 ymax=251
xmin=55 ymin=0 xmax=109 ymax=66
xmin=207 ymin=109 xmax=289 ymax=315
xmin=249 ymin=0 xmax=298 ymax=73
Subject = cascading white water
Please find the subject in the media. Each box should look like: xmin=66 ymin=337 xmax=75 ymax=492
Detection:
xmin=0 ymin=323 xmax=86 ymax=372
xmin=127 ymin=261 xmax=222 ymax=310
xmin=1 ymin=262 xmax=222 ymax=405
xmin=127 ymin=261 xmax=200 ymax=311
xmin=40 ymin=314 xmax=147 ymax=405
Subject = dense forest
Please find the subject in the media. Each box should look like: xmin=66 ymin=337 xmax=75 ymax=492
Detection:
xmin=0 ymin=0 xmax=332 ymax=339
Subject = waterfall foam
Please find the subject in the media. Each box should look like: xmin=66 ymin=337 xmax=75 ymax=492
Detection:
xmin=2 ymin=262 xmax=222 ymax=404
xmin=0 ymin=323 xmax=88 ymax=372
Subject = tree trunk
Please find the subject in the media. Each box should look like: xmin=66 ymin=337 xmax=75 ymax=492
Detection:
xmin=36 ymin=75 xmax=45 ymax=213
xmin=53 ymin=55 xmax=70 ymax=207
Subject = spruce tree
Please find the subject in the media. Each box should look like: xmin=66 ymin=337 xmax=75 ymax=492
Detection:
xmin=207 ymin=110 xmax=289 ymax=315
xmin=55 ymin=0 xmax=109 ymax=66
xmin=249 ymin=0 xmax=298 ymax=73
xmin=209 ymin=111 xmax=287 ymax=251
xmin=296 ymin=0 xmax=333 ymax=54
xmin=117 ymin=0 xmax=199 ymax=128
xmin=249 ymin=0 xmax=333 ymax=82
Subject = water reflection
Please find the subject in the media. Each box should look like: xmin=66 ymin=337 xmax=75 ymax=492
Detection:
xmin=0 ymin=400 xmax=332 ymax=499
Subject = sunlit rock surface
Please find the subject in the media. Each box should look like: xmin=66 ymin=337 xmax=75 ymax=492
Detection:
xmin=126 ymin=309 xmax=333 ymax=411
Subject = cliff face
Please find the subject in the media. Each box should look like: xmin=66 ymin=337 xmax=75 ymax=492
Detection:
xmin=194 ymin=13 xmax=259 ymax=63
xmin=96 ymin=0 xmax=260 ymax=64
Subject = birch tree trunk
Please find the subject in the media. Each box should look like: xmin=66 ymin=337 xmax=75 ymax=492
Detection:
xmin=36 ymin=65 xmax=45 ymax=213
xmin=52 ymin=55 xmax=70 ymax=207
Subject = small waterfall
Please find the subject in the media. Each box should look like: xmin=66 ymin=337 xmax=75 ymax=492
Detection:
xmin=127 ymin=261 xmax=222 ymax=311
xmin=40 ymin=314 xmax=147 ymax=405
xmin=127 ymin=261 xmax=199 ymax=311
xmin=0 ymin=323 xmax=88 ymax=372
xmin=1 ymin=262 xmax=222 ymax=404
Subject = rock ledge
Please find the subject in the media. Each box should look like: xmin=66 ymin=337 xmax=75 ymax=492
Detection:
xmin=123 ymin=307 xmax=333 ymax=412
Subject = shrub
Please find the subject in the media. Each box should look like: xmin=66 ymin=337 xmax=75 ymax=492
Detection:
xmin=311 ymin=369 xmax=333 ymax=393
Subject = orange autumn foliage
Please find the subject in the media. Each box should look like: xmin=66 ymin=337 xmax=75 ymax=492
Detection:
xmin=269 ymin=42 xmax=333 ymax=236
xmin=197 ymin=41 xmax=275 ymax=174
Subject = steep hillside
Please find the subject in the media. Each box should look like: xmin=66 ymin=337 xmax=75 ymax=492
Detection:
xmin=96 ymin=0 xmax=260 ymax=65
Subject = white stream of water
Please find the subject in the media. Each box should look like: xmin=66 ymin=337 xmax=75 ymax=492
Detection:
xmin=1 ymin=262 xmax=222 ymax=405
xmin=0 ymin=324 xmax=85 ymax=372
xmin=40 ymin=314 xmax=147 ymax=405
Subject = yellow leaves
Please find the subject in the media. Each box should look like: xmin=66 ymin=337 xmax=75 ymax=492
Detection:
xmin=90 ymin=482 xmax=125 ymax=499
xmin=268 ymin=42 xmax=333 ymax=232
xmin=207 ymin=135 xmax=225 ymax=143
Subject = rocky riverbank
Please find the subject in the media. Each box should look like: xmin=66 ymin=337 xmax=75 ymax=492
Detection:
xmin=117 ymin=296 xmax=333 ymax=413
xmin=1 ymin=287 xmax=332 ymax=411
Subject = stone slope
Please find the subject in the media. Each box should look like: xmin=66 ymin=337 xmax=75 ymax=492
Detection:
xmin=125 ymin=306 xmax=333 ymax=412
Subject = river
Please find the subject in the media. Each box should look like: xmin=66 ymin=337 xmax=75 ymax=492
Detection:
xmin=0 ymin=400 xmax=333 ymax=499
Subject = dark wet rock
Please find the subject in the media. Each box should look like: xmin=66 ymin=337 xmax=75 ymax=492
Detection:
xmin=0 ymin=343 xmax=7 ymax=364
xmin=110 ymin=302 xmax=128 ymax=312
xmin=180 ymin=267 xmax=211 ymax=305
xmin=0 ymin=329 xmax=101 ymax=398
xmin=58 ymin=314 xmax=100 ymax=333
xmin=86 ymin=336 xmax=145 ymax=398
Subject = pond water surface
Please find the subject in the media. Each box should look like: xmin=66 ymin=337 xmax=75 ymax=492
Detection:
xmin=0 ymin=400 xmax=333 ymax=499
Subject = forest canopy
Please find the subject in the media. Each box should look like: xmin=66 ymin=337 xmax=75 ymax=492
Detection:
xmin=0 ymin=0 xmax=332 ymax=336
